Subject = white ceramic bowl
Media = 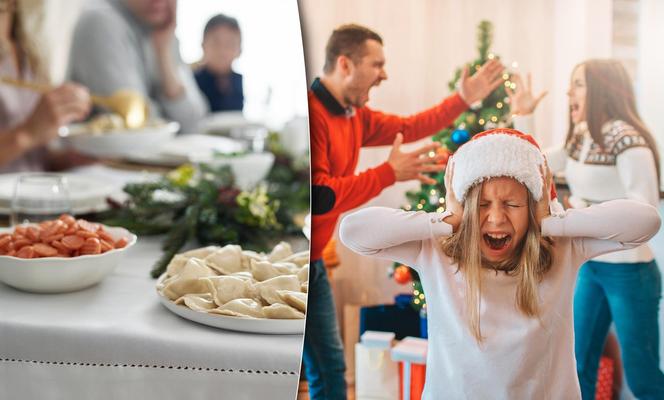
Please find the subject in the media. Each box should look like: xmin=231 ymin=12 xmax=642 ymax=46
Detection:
xmin=191 ymin=152 xmax=275 ymax=190
xmin=0 ymin=226 xmax=137 ymax=293
xmin=63 ymin=121 xmax=179 ymax=159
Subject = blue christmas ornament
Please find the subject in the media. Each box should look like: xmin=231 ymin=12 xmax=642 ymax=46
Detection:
xmin=451 ymin=128 xmax=470 ymax=144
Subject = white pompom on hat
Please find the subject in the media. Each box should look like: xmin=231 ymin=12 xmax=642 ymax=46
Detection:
xmin=450 ymin=128 xmax=555 ymax=203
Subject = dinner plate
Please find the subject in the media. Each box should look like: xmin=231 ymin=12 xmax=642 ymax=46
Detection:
xmin=0 ymin=173 xmax=115 ymax=215
xmin=156 ymin=273 xmax=305 ymax=335
xmin=63 ymin=120 xmax=180 ymax=159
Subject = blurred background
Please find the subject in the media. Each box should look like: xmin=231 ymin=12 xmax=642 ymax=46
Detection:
xmin=27 ymin=0 xmax=308 ymax=130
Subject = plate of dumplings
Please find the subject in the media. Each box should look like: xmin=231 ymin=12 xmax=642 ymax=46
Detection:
xmin=156 ymin=242 xmax=308 ymax=334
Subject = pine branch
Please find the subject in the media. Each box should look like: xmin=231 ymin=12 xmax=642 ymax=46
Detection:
xmin=150 ymin=204 xmax=200 ymax=278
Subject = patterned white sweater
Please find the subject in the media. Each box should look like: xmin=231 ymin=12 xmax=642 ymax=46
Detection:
xmin=514 ymin=115 xmax=659 ymax=263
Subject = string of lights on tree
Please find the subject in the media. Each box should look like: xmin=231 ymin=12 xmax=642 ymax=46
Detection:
xmin=390 ymin=20 xmax=517 ymax=312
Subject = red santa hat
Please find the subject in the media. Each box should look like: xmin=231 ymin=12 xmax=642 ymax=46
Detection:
xmin=450 ymin=128 xmax=557 ymax=203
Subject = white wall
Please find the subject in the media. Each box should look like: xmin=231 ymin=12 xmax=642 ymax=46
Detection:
xmin=638 ymin=0 xmax=664 ymax=187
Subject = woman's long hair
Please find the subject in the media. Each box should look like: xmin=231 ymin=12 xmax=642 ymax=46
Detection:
xmin=440 ymin=182 xmax=554 ymax=342
xmin=565 ymin=59 xmax=660 ymax=182
xmin=0 ymin=0 xmax=48 ymax=82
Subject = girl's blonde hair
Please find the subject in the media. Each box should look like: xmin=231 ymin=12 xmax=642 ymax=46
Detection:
xmin=440 ymin=182 xmax=554 ymax=342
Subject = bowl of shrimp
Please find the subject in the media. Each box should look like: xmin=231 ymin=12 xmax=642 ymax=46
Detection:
xmin=0 ymin=214 xmax=137 ymax=293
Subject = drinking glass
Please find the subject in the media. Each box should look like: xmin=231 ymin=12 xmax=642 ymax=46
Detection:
xmin=10 ymin=173 xmax=71 ymax=226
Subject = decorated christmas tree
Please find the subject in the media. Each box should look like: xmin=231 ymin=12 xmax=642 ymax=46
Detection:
xmin=390 ymin=20 xmax=515 ymax=312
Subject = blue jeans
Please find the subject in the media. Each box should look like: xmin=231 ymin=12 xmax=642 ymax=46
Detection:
xmin=574 ymin=260 xmax=664 ymax=399
xmin=302 ymin=259 xmax=347 ymax=399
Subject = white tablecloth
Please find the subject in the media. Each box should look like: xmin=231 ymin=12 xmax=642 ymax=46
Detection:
xmin=0 ymin=235 xmax=303 ymax=400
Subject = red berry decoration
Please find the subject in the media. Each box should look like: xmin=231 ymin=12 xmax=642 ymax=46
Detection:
xmin=393 ymin=265 xmax=412 ymax=285
xmin=436 ymin=147 xmax=451 ymax=166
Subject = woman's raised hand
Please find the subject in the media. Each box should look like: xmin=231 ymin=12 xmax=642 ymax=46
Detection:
xmin=506 ymin=72 xmax=547 ymax=116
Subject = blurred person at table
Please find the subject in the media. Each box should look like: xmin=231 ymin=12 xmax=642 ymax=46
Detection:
xmin=68 ymin=0 xmax=207 ymax=133
xmin=509 ymin=60 xmax=664 ymax=399
xmin=306 ymin=24 xmax=505 ymax=399
xmin=194 ymin=14 xmax=243 ymax=113
xmin=0 ymin=0 xmax=91 ymax=172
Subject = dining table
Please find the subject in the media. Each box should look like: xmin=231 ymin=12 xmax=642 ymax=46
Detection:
xmin=0 ymin=163 xmax=305 ymax=400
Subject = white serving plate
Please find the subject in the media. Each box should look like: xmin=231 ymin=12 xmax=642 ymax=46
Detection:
xmin=156 ymin=274 xmax=305 ymax=335
xmin=63 ymin=120 xmax=180 ymax=159
xmin=0 ymin=226 xmax=137 ymax=293
xmin=0 ymin=173 xmax=115 ymax=215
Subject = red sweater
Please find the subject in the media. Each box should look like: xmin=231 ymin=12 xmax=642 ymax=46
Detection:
xmin=309 ymin=78 xmax=468 ymax=260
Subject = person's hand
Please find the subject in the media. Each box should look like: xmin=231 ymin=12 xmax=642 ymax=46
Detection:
xmin=443 ymin=159 xmax=463 ymax=215
xmin=506 ymin=72 xmax=547 ymax=116
xmin=535 ymin=158 xmax=553 ymax=226
xmin=459 ymin=58 xmax=505 ymax=104
xmin=151 ymin=0 xmax=177 ymax=51
xmin=20 ymin=82 xmax=91 ymax=148
xmin=387 ymin=133 xmax=446 ymax=185
xmin=442 ymin=159 xmax=463 ymax=231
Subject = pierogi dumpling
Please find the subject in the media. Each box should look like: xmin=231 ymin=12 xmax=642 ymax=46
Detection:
xmin=267 ymin=242 xmax=292 ymax=262
xmin=240 ymin=250 xmax=265 ymax=269
xmin=263 ymin=303 xmax=305 ymax=319
xmin=204 ymin=245 xmax=244 ymax=275
xmin=178 ymin=258 xmax=216 ymax=280
xmin=202 ymin=275 xmax=253 ymax=306
xmin=282 ymin=251 xmax=310 ymax=267
xmin=162 ymin=277 xmax=209 ymax=301
xmin=254 ymin=275 xmax=300 ymax=305
xmin=231 ymin=271 xmax=254 ymax=281
xmin=175 ymin=293 xmax=216 ymax=311
xmin=251 ymin=260 xmax=296 ymax=282
xmin=210 ymin=298 xmax=265 ymax=318
xmin=297 ymin=264 xmax=309 ymax=283
xmin=165 ymin=254 xmax=189 ymax=277
xmin=277 ymin=290 xmax=307 ymax=313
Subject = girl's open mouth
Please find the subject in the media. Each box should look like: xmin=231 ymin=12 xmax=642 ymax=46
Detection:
xmin=483 ymin=233 xmax=512 ymax=250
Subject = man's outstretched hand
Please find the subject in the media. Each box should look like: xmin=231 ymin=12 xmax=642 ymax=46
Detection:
xmin=387 ymin=133 xmax=447 ymax=185
xmin=459 ymin=58 xmax=505 ymax=105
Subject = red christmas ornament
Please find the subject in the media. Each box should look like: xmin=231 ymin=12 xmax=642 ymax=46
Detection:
xmin=393 ymin=265 xmax=412 ymax=284
xmin=436 ymin=146 xmax=451 ymax=166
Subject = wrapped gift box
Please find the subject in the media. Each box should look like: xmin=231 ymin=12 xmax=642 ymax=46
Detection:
xmin=595 ymin=356 xmax=614 ymax=400
xmin=356 ymin=331 xmax=399 ymax=400
xmin=391 ymin=337 xmax=427 ymax=400
xmin=360 ymin=295 xmax=421 ymax=339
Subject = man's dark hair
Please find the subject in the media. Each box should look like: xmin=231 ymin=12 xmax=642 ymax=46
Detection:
xmin=323 ymin=24 xmax=382 ymax=74
xmin=203 ymin=14 xmax=241 ymax=39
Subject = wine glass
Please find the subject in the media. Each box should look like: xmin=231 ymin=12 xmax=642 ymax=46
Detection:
xmin=10 ymin=173 xmax=72 ymax=226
